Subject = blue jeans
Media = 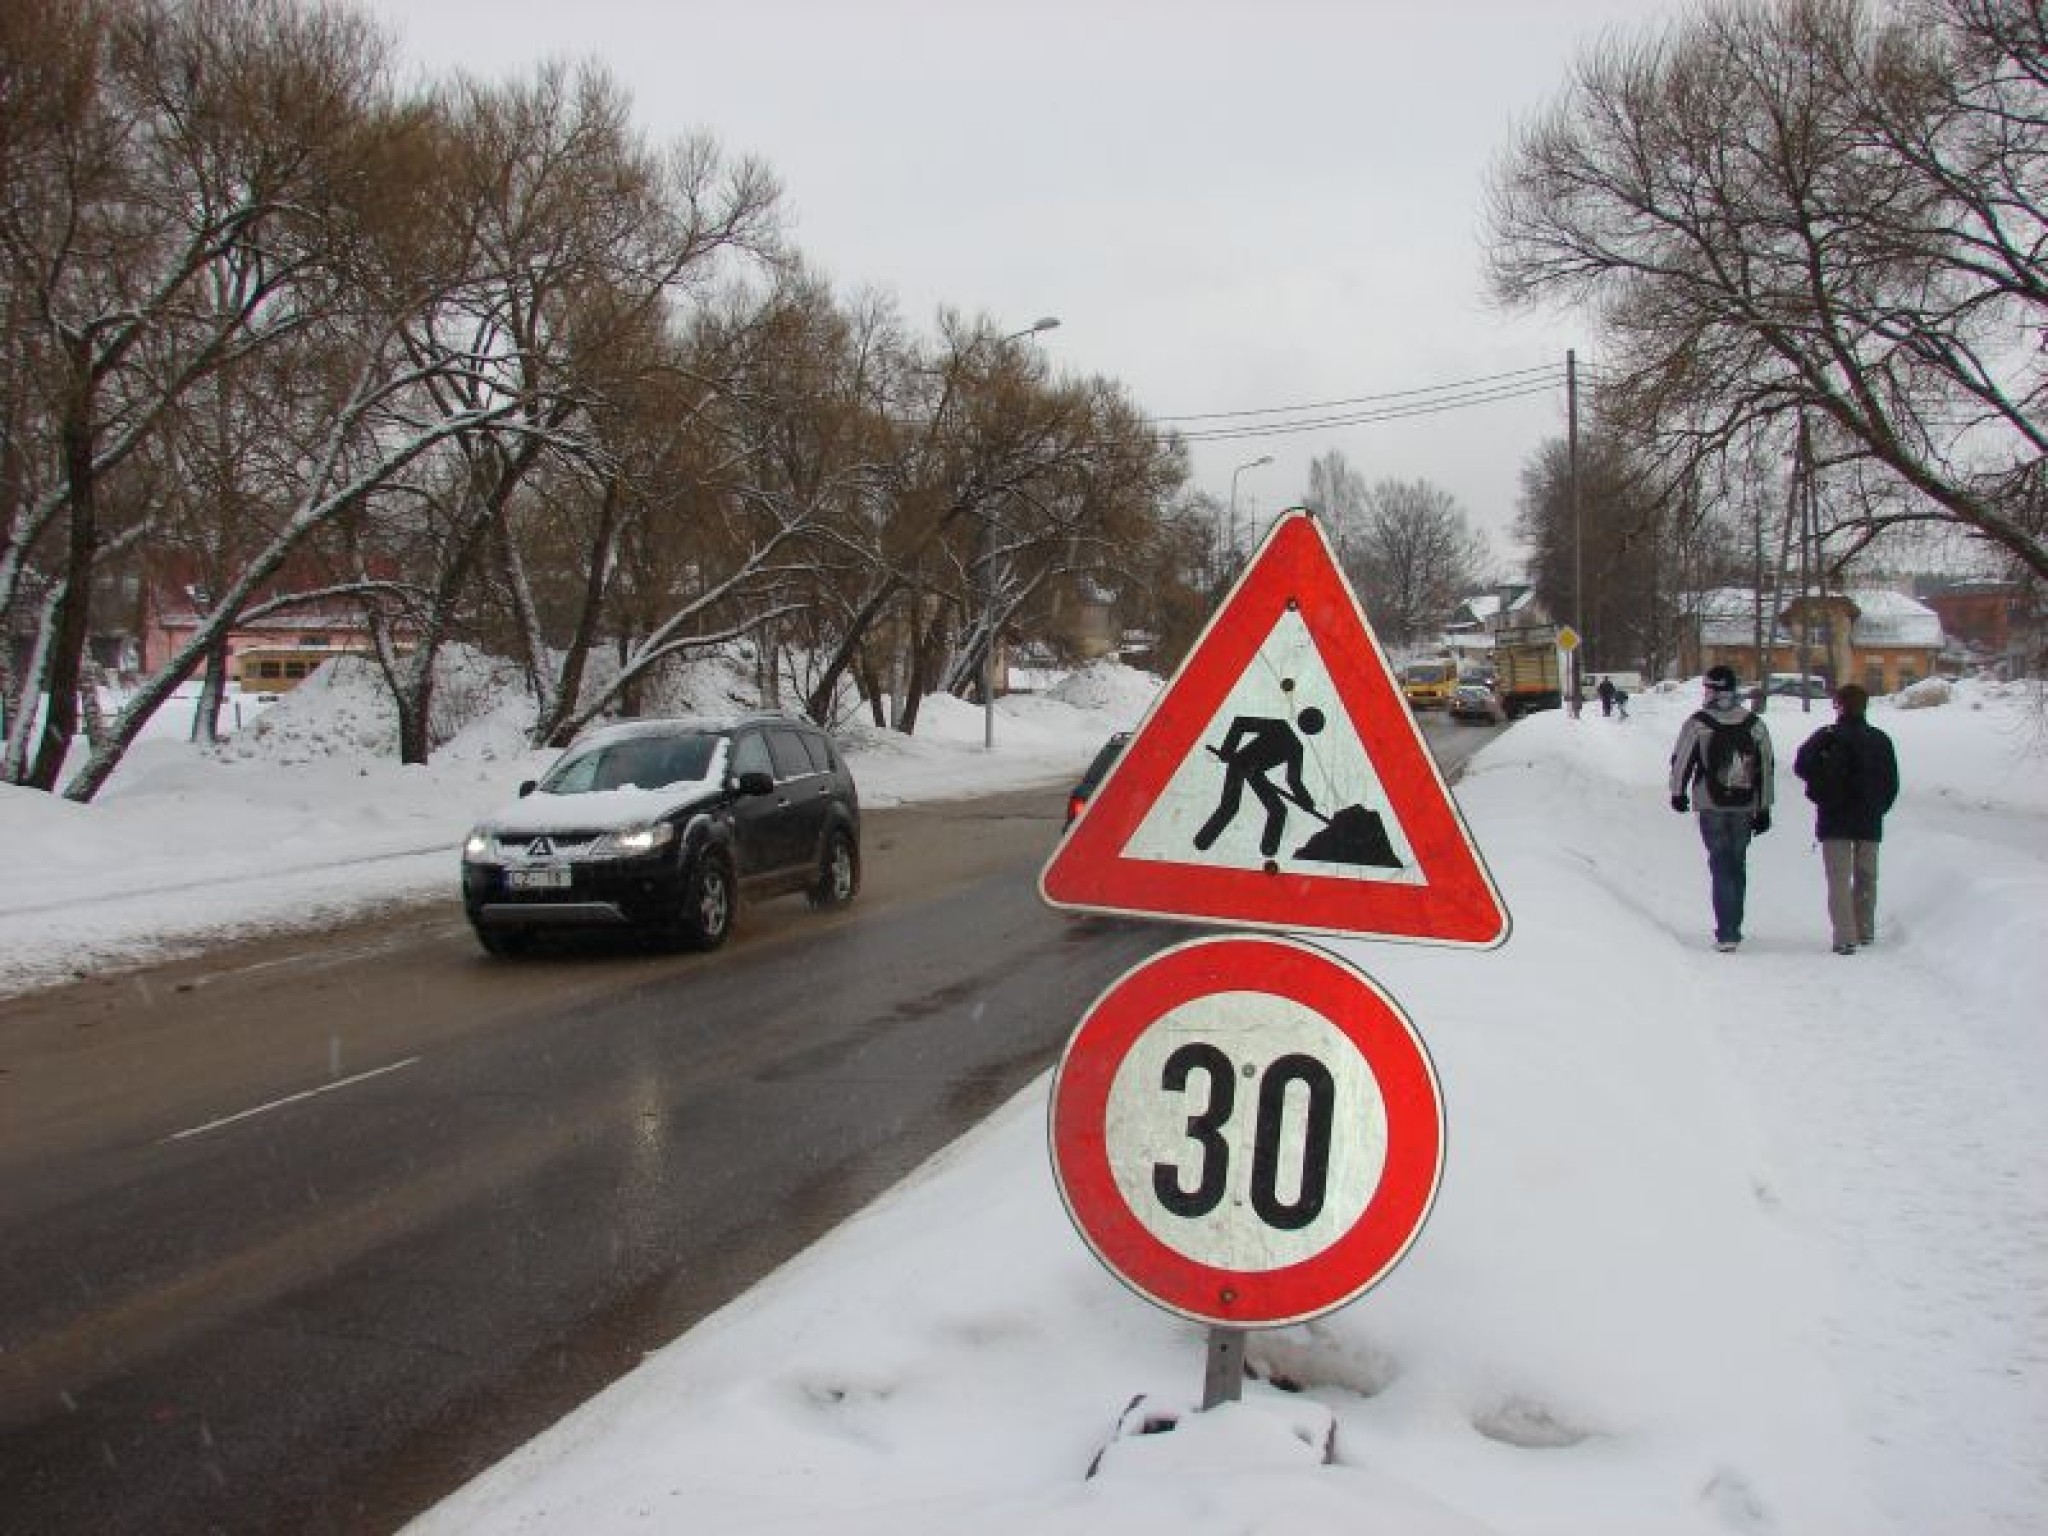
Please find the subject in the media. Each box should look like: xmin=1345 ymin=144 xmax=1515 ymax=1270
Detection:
xmin=1697 ymin=810 xmax=1754 ymax=944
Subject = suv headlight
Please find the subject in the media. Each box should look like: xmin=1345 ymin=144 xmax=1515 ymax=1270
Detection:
xmin=591 ymin=821 xmax=677 ymax=858
xmin=463 ymin=827 xmax=494 ymax=860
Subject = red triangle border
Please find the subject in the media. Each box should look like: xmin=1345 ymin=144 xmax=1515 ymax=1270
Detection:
xmin=1039 ymin=510 xmax=1510 ymax=948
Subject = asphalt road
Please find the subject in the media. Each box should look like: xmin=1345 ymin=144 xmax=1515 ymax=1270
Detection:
xmin=0 ymin=713 xmax=1496 ymax=1535
xmin=0 ymin=782 xmax=1173 ymax=1534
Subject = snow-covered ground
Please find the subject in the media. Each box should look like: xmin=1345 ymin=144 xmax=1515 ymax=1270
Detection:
xmin=2 ymin=661 xmax=2043 ymax=1534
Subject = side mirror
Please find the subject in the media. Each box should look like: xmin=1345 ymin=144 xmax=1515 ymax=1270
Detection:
xmin=735 ymin=770 xmax=775 ymax=796
xmin=517 ymin=779 xmax=536 ymax=797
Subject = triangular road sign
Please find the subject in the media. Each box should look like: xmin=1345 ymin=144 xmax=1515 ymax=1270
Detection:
xmin=1040 ymin=509 xmax=1510 ymax=947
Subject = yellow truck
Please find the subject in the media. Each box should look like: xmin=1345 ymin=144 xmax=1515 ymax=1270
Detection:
xmin=1493 ymin=626 xmax=1564 ymax=717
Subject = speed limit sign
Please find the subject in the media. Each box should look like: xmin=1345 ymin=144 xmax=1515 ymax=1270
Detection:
xmin=1049 ymin=934 xmax=1444 ymax=1327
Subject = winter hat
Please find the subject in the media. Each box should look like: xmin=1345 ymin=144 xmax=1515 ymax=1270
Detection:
xmin=1705 ymin=665 xmax=1740 ymax=691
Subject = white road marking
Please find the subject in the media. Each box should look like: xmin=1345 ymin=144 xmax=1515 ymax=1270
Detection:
xmin=167 ymin=1057 xmax=421 ymax=1142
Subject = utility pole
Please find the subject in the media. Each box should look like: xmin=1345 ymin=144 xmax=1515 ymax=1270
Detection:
xmin=1566 ymin=349 xmax=1582 ymax=714
xmin=1797 ymin=413 xmax=1817 ymax=709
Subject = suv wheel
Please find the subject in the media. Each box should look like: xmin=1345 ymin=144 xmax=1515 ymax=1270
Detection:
xmin=677 ymin=853 xmax=735 ymax=951
xmin=808 ymin=829 xmax=859 ymax=908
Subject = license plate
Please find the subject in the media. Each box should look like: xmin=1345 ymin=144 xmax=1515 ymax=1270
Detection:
xmin=508 ymin=867 xmax=572 ymax=891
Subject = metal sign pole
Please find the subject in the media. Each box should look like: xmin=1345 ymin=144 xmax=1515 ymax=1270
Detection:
xmin=1202 ymin=1326 xmax=1246 ymax=1408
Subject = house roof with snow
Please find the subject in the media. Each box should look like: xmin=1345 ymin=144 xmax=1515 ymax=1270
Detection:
xmin=1686 ymin=588 xmax=1794 ymax=648
xmin=1836 ymin=588 xmax=1944 ymax=648
xmin=1685 ymin=587 xmax=1941 ymax=650
xmin=1447 ymin=584 xmax=1539 ymax=632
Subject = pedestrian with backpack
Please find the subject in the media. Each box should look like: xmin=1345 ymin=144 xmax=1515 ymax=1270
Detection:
xmin=1669 ymin=664 xmax=1776 ymax=952
xmin=1792 ymin=684 xmax=1900 ymax=956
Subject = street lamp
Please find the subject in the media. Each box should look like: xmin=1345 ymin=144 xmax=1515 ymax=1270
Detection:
xmin=984 ymin=315 xmax=1062 ymax=750
xmin=1229 ymin=454 xmax=1274 ymax=563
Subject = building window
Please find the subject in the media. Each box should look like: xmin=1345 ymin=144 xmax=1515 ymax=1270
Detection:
xmin=298 ymin=634 xmax=329 ymax=648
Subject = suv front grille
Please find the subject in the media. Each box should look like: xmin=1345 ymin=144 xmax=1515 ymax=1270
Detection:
xmin=488 ymin=831 xmax=606 ymax=861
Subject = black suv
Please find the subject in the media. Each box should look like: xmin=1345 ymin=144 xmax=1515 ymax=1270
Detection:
xmin=461 ymin=715 xmax=860 ymax=956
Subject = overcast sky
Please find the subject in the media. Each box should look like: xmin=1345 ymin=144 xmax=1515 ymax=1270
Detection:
xmin=357 ymin=0 xmax=1675 ymax=570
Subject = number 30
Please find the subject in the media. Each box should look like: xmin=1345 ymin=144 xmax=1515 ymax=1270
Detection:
xmin=1151 ymin=1042 xmax=1335 ymax=1230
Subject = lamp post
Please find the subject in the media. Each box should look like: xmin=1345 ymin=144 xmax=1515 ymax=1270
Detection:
xmin=1229 ymin=454 xmax=1274 ymax=564
xmin=983 ymin=316 xmax=1061 ymax=750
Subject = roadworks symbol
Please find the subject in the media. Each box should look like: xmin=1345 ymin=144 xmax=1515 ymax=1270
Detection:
xmin=1123 ymin=607 xmax=1420 ymax=885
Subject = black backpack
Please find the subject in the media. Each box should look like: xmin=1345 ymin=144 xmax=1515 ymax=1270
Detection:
xmin=1801 ymin=728 xmax=1853 ymax=806
xmin=1694 ymin=711 xmax=1762 ymax=807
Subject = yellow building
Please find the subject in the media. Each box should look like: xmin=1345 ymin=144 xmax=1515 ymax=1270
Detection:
xmin=1681 ymin=587 xmax=1943 ymax=694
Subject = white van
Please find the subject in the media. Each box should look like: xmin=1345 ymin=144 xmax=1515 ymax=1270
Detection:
xmin=1760 ymin=673 xmax=1831 ymax=701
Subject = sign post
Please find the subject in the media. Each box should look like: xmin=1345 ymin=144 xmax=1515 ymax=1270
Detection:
xmin=1042 ymin=508 xmax=1493 ymax=1415
xmin=1556 ymin=625 xmax=1582 ymax=718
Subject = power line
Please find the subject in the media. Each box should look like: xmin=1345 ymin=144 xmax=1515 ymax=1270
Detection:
xmin=1162 ymin=375 xmax=1569 ymax=445
xmin=1154 ymin=362 xmax=1566 ymax=424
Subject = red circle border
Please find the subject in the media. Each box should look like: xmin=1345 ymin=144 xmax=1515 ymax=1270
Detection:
xmin=1049 ymin=934 xmax=1445 ymax=1326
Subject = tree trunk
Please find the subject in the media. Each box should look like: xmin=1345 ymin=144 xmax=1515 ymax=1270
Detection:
xmin=914 ymin=596 xmax=959 ymax=709
xmin=615 ymin=635 xmax=642 ymax=718
xmin=394 ymin=687 xmax=432 ymax=766
xmin=806 ymin=572 xmax=905 ymax=726
xmin=853 ymin=647 xmax=887 ymax=727
xmin=28 ymin=372 xmax=96 ymax=791
xmin=79 ymin=664 xmax=108 ymax=752
xmin=191 ymin=642 xmax=232 ymax=744
xmin=526 ymin=479 xmax=620 ymax=748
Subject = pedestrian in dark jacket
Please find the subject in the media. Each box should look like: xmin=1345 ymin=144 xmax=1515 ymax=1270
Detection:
xmin=1792 ymin=684 xmax=1900 ymax=955
xmin=1670 ymin=664 xmax=1775 ymax=952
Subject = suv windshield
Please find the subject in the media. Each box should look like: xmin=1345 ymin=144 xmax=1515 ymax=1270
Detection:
xmin=539 ymin=733 xmax=723 ymax=794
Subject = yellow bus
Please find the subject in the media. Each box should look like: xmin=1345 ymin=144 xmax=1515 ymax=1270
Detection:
xmin=1400 ymin=658 xmax=1458 ymax=710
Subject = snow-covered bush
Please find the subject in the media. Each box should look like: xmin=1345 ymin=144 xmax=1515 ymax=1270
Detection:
xmin=219 ymin=646 xmax=528 ymax=764
xmin=1894 ymin=677 xmax=1954 ymax=710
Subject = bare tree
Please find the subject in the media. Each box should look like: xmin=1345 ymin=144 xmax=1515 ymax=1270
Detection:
xmin=1486 ymin=0 xmax=2047 ymax=583
xmin=1105 ymin=488 xmax=1223 ymax=673
xmin=59 ymin=317 xmax=535 ymax=801
xmin=0 ymin=0 xmax=403 ymax=789
xmin=360 ymin=63 xmax=783 ymax=762
xmin=1012 ymin=384 xmax=1193 ymax=669
xmin=1343 ymin=478 xmax=1490 ymax=647
xmin=1304 ymin=449 xmax=1371 ymax=552
xmin=800 ymin=309 xmax=1087 ymax=729
xmin=1516 ymin=427 xmax=1706 ymax=674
